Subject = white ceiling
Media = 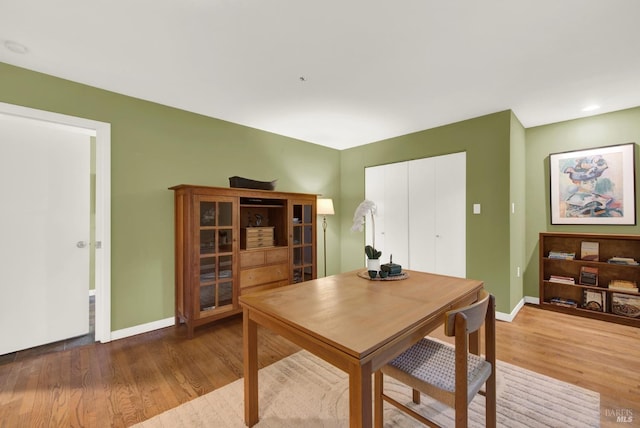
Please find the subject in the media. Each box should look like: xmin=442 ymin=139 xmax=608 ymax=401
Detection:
xmin=1 ymin=1 xmax=640 ymax=150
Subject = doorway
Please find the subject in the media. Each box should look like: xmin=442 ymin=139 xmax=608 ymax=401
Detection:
xmin=0 ymin=102 xmax=111 ymax=351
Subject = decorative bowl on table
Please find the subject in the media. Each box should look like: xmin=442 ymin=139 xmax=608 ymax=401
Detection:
xmin=357 ymin=270 xmax=409 ymax=281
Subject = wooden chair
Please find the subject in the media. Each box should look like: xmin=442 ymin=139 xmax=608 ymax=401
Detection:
xmin=374 ymin=290 xmax=496 ymax=428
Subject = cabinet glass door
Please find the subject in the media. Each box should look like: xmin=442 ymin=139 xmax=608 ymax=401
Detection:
xmin=291 ymin=201 xmax=315 ymax=283
xmin=198 ymin=198 xmax=235 ymax=314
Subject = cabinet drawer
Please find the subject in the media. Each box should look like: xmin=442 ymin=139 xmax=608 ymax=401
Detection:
xmin=241 ymin=227 xmax=275 ymax=249
xmin=244 ymin=227 xmax=274 ymax=237
xmin=241 ymin=263 xmax=288 ymax=288
xmin=240 ymin=247 xmax=288 ymax=268
xmin=245 ymin=238 xmax=275 ymax=249
xmin=240 ymin=251 xmax=265 ymax=268
xmin=266 ymin=247 xmax=288 ymax=264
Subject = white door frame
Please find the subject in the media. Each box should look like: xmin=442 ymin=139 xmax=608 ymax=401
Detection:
xmin=0 ymin=102 xmax=112 ymax=343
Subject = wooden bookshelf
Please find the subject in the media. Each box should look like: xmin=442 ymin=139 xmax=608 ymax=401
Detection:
xmin=539 ymin=232 xmax=640 ymax=327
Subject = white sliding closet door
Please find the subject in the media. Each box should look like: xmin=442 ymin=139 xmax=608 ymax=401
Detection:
xmin=365 ymin=162 xmax=408 ymax=265
xmin=407 ymin=157 xmax=436 ymax=272
xmin=366 ymin=152 xmax=466 ymax=276
xmin=409 ymin=152 xmax=466 ymax=277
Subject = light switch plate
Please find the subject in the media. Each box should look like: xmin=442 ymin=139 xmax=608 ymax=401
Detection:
xmin=473 ymin=203 xmax=481 ymax=214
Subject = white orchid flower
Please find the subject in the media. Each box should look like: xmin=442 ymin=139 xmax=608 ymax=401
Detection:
xmin=351 ymin=199 xmax=378 ymax=254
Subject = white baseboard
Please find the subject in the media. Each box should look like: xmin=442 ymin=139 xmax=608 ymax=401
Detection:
xmin=496 ymin=296 xmax=539 ymax=322
xmin=524 ymin=295 xmax=540 ymax=305
xmin=496 ymin=298 xmax=524 ymax=322
xmin=110 ymin=317 xmax=175 ymax=341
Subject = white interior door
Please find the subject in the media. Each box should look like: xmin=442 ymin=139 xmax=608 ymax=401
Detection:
xmin=0 ymin=114 xmax=90 ymax=355
xmin=433 ymin=152 xmax=466 ymax=277
xmin=365 ymin=165 xmax=386 ymax=261
xmin=408 ymin=157 xmax=437 ymax=272
xmin=365 ymin=163 xmax=409 ymax=266
xmin=380 ymin=162 xmax=408 ymax=265
xmin=409 ymin=152 xmax=466 ymax=276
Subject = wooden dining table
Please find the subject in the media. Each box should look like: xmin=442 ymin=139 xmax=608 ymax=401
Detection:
xmin=239 ymin=269 xmax=484 ymax=427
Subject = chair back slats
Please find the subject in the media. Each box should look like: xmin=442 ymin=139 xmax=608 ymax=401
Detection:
xmin=444 ymin=289 xmax=490 ymax=337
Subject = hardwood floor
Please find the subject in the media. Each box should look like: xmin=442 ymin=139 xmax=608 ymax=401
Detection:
xmin=1 ymin=304 xmax=638 ymax=427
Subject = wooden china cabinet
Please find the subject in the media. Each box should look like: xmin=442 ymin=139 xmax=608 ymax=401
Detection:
xmin=170 ymin=185 xmax=317 ymax=337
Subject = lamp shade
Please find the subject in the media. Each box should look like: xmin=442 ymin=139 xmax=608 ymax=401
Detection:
xmin=317 ymin=198 xmax=335 ymax=215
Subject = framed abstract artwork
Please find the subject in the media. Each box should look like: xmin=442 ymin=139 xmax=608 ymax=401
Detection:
xmin=549 ymin=143 xmax=636 ymax=225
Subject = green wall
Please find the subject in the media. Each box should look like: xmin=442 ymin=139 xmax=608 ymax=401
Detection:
xmin=524 ymin=106 xmax=640 ymax=297
xmin=524 ymin=107 xmax=640 ymax=296
xmin=0 ymin=62 xmax=341 ymax=330
xmin=340 ymin=111 xmax=514 ymax=313
xmin=509 ymin=112 xmax=526 ymax=310
xmin=4 ymin=59 xmax=638 ymax=327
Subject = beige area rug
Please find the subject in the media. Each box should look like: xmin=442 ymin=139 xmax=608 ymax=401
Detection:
xmin=133 ymin=349 xmax=600 ymax=427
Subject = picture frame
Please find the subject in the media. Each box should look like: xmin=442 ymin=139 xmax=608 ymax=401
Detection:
xmin=549 ymin=143 xmax=636 ymax=225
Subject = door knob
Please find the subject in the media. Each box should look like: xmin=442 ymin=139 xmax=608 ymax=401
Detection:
xmin=76 ymin=241 xmax=88 ymax=248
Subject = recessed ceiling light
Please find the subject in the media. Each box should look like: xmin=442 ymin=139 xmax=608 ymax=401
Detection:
xmin=582 ymin=104 xmax=601 ymax=112
xmin=4 ymin=40 xmax=28 ymax=54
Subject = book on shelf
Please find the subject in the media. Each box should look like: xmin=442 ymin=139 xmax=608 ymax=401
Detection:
xmin=608 ymin=280 xmax=639 ymax=293
xmin=611 ymin=293 xmax=640 ymax=318
xmin=548 ymin=251 xmax=576 ymax=260
xmin=580 ymin=241 xmax=599 ymax=261
xmin=609 ymin=286 xmax=639 ymax=293
xmin=548 ymin=275 xmax=576 ymax=285
xmin=549 ymin=297 xmax=578 ymax=308
xmin=579 ymin=266 xmax=599 ymax=286
xmin=607 ymin=257 xmax=639 ymax=266
xmin=583 ymin=289 xmax=606 ymax=312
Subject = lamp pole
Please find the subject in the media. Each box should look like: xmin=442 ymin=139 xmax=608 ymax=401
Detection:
xmin=316 ymin=198 xmax=335 ymax=277
xmin=322 ymin=215 xmax=328 ymax=277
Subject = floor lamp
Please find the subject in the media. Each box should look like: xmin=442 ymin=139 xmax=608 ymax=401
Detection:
xmin=317 ymin=198 xmax=335 ymax=277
